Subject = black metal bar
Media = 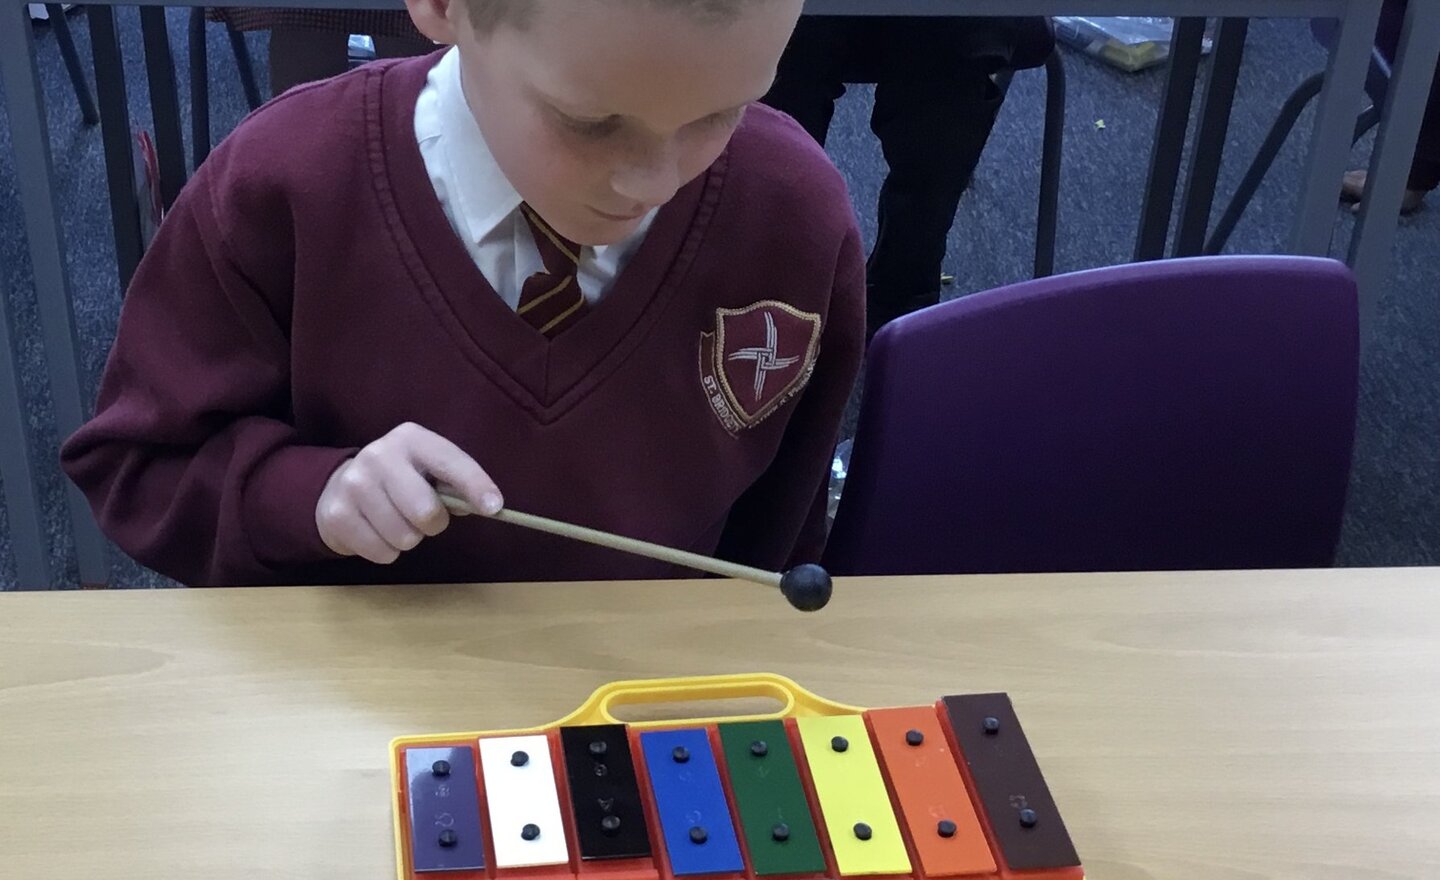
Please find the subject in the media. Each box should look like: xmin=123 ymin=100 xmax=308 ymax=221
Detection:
xmin=47 ymin=4 xmax=98 ymax=125
xmin=1133 ymin=16 xmax=1208 ymax=261
xmin=1035 ymin=50 xmax=1065 ymax=278
xmin=1205 ymin=72 xmax=1323 ymax=255
xmin=1174 ymin=17 xmax=1248 ymax=257
xmin=227 ymin=28 xmax=264 ymax=110
xmin=1353 ymin=104 xmax=1382 ymax=144
xmin=87 ymin=5 xmax=145 ymax=291
xmin=190 ymin=8 xmax=212 ymax=167
xmin=0 ymin=0 xmax=113 ymax=586
xmin=140 ymin=6 xmax=188 ymax=209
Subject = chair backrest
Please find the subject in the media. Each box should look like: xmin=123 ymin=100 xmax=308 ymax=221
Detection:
xmin=824 ymin=256 xmax=1360 ymax=576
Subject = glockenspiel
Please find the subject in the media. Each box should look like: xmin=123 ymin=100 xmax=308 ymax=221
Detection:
xmin=390 ymin=674 xmax=1083 ymax=880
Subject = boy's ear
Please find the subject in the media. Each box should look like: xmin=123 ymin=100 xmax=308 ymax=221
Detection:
xmin=406 ymin=0 xmax=463 ymax=44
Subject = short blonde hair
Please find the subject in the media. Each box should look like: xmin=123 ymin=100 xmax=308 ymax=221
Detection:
xmin=468 ymin=0 xmax=755 ymax=33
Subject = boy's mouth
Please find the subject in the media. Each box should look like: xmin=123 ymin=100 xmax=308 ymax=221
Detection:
xmin=590 ymin=205 xmax=648 ymax=222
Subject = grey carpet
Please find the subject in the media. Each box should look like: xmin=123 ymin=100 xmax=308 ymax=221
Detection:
xmin=2 ymin=12 xmax=1436 ymax=588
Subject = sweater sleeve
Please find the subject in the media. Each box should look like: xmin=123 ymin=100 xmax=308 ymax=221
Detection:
xmin=60 ymin=160 xmax=358 ymax=586
xmin=714 ymin=222 xmax=866 ymax=572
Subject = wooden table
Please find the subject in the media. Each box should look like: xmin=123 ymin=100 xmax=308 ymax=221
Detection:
xmin=2 ymin=569 xmax=1437 ymax=879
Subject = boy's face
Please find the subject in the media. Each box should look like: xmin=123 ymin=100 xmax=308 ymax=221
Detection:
xmin=439 ymin=0 xmax=804 ymax=246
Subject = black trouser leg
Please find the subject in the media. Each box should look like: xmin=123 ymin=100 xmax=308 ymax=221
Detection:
xmin=761 ymin=17 xmax=857 ymax=146
xmin=1407 ymin=70 xmax=1440 ymax=191
xmin=865 ymin=60 xmax=1003 ymax=338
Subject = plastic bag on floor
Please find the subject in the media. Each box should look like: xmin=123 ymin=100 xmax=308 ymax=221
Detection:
xmin=1054 ymin=16 xmax=1213 ymax=72
xmin=348 ymin=34 xmax=376 ymax=64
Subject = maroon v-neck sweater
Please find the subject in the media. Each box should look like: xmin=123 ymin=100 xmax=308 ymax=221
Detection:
xmin=60 ymin=55 xmax=865 ymax=587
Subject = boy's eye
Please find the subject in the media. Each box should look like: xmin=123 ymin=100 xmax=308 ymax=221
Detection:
xmin=553 ymin=105 xmax=746 ymax=140
xmin=559 ymin=112 xmax=623 ymax=139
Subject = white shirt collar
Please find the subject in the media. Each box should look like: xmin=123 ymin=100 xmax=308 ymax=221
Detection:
xmin=415 ymin=48 xmax=524 ymax=249
xmin=416 ymin=47 xmax=636 ymax=259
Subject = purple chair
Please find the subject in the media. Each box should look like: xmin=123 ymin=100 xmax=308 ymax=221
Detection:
xmin=823 ymin=256 xmax=1359 ymax=576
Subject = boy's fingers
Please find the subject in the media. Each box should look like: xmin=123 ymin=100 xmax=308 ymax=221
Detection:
xmin=400 ymin=425 xmax=503 ymax=515
xmin=359 ymin=493 xmax=424 ymax=553
xmin=343 ymin=513 xmax=401 ymax=565
xmin=380 ymin=462 xmax=452 ymax=537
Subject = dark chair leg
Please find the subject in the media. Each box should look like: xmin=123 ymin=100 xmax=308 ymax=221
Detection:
xmin=1173 ymin=16 xmax=1249 ymax=258
xmin=140 ymin=6 xmax=187 ymax=209
xmin=1206 ymin=72 xmax=1325 ymax=255
xmin=1353 ymin=104 xmax=1382 ymax=144
xmin=87 ymin=4 xmax=145 ymax=290
xmin=1134 ymin=16 xmax=1207 ymax=261
xmin=47 ymin=4 xmax=98 ymax=125
xmin=226 ymin=27 xmax=263 ymax=110
xmin=1035 ymin=51 xmax=1065 ymax=278
xmin=190 ymin=8 xmax=212 ymax=167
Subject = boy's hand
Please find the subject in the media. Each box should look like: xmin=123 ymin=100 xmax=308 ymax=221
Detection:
xmin=315 ymin=422 xmax=502 ymax=564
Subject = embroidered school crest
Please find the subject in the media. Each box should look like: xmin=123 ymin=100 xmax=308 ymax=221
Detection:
xmin=699 ymin=301 xmax=822 ymax=434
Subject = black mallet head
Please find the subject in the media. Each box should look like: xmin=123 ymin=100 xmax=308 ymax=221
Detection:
xmin=779 ymin=563 xmax=832 ymax=611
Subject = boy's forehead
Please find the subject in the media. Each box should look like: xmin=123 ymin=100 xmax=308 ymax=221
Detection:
xmin=494 ymin=0 xmax=801 ymax=121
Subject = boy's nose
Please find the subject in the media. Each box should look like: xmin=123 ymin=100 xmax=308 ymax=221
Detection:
xmin=610 ymin=149 xmax=681 ymax=208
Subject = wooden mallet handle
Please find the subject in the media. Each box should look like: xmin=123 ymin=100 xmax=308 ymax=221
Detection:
xmin=436 ymin=494 xmax=832 ymax=611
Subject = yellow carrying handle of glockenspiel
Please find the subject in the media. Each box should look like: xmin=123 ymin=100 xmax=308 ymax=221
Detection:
xmin=549 ymin=672 xmax=862 ymax=728
xmin=389 ymin=673 xmax=863 ymax=749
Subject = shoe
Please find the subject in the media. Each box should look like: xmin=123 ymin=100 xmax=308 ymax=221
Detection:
xmin=1341 ymin=169 xmax=1426 ymax=215
xmin=1340 ymin=169 xmax=1366 ymax=202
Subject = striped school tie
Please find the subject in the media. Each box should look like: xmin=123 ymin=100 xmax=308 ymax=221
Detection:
xmin=517 ymin=205 xmax=587 ymax=338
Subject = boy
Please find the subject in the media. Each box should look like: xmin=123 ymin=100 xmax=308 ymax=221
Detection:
xmin=60 ymin=0 xmax=865 ymax=587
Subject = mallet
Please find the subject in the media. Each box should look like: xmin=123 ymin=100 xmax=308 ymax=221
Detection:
xmin=436 ymin=493 xmax=832 ymax=611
